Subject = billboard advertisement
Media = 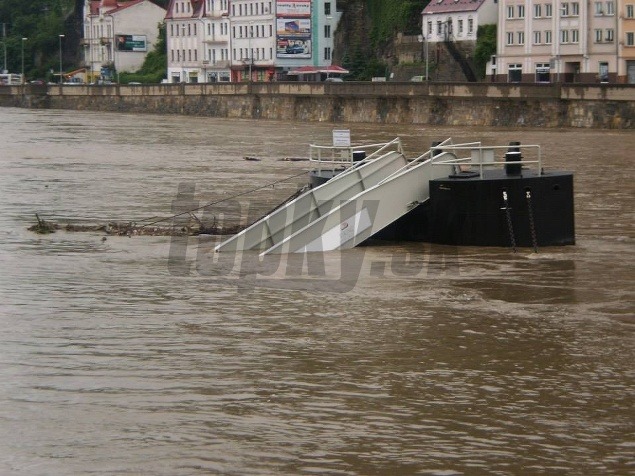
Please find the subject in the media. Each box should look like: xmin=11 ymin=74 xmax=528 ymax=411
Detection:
xmin=276 ymin=0 xmax=312 ymax=59
xmin=116 ymin=35 xmax=147 ymax=52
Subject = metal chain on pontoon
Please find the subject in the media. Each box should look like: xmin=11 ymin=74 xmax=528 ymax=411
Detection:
xmin=526 ymin=189 xmax=538 ymax=253
xmin=502 ymin=190 xmax=517 ymax=253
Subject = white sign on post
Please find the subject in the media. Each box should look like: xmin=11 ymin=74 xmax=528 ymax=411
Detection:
xmin=332 ymin=129 xmax=351 ymax=147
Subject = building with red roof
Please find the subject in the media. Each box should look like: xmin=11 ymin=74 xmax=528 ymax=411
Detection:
xmin=82 ymin=0 xmax=166 ymax=82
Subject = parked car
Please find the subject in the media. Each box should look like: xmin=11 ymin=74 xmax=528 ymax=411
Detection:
xmin=410 ymin=75 xmax=425 ymax=82
xmin=325 ymin=77 xmax=343 ymax=82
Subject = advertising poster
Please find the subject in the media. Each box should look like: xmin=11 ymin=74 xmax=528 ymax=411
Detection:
xmin=276 ymin=0 xmax=312 ymax=59
xmin=116 ymin=35 xmax=147 ymax=52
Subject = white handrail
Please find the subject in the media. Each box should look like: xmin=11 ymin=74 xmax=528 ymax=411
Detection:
xmin=430 ymin=143 xmax=542 ymax=178
xmin=309 ymin=137 xmax=403 ymax=174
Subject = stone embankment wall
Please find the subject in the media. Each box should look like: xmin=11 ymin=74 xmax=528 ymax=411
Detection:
xmin=1 ymin=82 xmax=634 ymax=128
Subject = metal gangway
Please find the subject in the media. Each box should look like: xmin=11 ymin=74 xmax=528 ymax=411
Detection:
xmin=215 ymin=138 xmax=408 ymax=253
xmin=215 ymin=137 xmax=547 ymax=254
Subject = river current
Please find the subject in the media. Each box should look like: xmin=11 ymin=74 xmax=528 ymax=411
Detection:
xmin=0 ymin=107 xmax=633 ymax=475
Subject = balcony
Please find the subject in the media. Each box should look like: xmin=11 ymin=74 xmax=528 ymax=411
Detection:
xmin=203 ymin=36 xmax=229 ymax=44
xmin=203 ymin=10 xmax=229 ymax=19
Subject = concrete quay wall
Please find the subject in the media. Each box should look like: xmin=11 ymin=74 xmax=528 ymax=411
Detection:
xmin=1 ymin=82 xmax=634 ymax=129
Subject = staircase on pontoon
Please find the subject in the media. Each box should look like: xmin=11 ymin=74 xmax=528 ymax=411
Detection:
xmin=215 ymin=138 xmax=457 ymax=255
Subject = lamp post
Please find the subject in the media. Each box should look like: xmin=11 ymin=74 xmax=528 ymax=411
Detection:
xmin=248 ymin=21 xmax=254 ymax=82
xmin=59 ymin=34 xmax=64 ymax=84
xmin=2 ymin=23 xmax=7 ymax=74
xmin=21 ymin=37 xmax=27 ymax=84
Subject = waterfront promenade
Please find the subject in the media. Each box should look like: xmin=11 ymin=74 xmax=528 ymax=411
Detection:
xmin=1 ymin=82 xmax=634 ymax=128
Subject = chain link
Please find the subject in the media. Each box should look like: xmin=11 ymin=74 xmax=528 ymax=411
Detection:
xmin=502 ymin=191 xmax=517 ymax=253
xmin=526 ymin=189 xmax=538 ymax=253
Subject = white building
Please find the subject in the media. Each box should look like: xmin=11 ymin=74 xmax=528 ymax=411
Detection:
xmin=422 ymin=0 xmax=498 ymax=44
xmin=493 ymin=0 xmax=619 ymax=83
xmin=83 ymin=0 xmax=167 ymax=82
xmin=165 ymin=0 xmax=341 ymax=83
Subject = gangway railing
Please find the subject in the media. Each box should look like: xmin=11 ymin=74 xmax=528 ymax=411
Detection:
xmin=428 ymin=142 xmax=542 ymax=179
xmin=309 ymin=137 xmax=403 ymax=174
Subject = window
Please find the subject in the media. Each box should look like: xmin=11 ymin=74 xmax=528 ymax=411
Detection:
xmin=627 ymin=32 xmax=635 ymax=46
xmin=572 ymin=29 xmax=579 ymax=43
xmin=545 ymin=30 xmax=552 ymax=44
xmin=595 ymin=2 xmax=603 ymax=14
xmin=562 ymin=30 xmax=570 ymax=43
xmin=546 ymin=3 xmax=553 ymax=16
xmin=606 ymin=1 xmax=614 ymax=14
xmin=572 ymin=2 xmax=579 ymax=15
xmin=458 ymin=20 xmax=463 ymax=35
xmin=507 ymin=5 xmax=514 ymax=18
xmin=325 ymin=25 xmax=331 ymax=38
xmin=508 ymin=63 xmax=522 ymax=82
xmin=627 ymin=5 xmax=634 ymax=18
xmin=518 ymin=5 xmax=525 ymax=17
xmin=437 ymin=21 xmax=443 ymax=35
xmin=595 ymin=29 xmax=603 ymax=42
xmin=468 ymin=18 xmax=474 ymax=34
xmin=606 ymin=29 xmax=614 ymax=42
xmin=561 ymin=3 xmax=569 ymax=16
xmin=325 ymin=2 xmax=331 ymax=15
xmin=536 ymin=63 xmax=550 ymax=83
xmin=324 ymin=47 xmax=331 ymax=60
xmin=599 ymin=62 xmax=608 ymax=81
xmin=507 ymin=32 xmax=514 ymax=45
xmin=518 ymin=31 xmax=525 ymax=44
xmin=534 ymin=30 xmax=542 ymax=44
xmin=534 ymin=4 xmax=542 ymax=17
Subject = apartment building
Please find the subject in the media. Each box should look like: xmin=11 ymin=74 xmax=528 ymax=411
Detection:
xmin=493 ymin=0 xmax=619 ymax=83
xmin=165 ymin=0 xmax=339 ymax=83
xmin=619 ymin=1 xmax=635 ymax=83
xmin=83 ymin=0 xmax=166 ymax=82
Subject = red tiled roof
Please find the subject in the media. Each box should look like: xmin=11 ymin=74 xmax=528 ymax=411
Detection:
xmin=92 ymin=0 xmax=162 ymax=16
xmin=423 ymin=0 xmax=486 ymax=14
xmin=107 ymin=0 xmax=145 ymax=15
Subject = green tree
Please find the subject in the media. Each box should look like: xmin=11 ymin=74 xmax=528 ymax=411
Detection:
xmin=474 ymin=24 xmax=497 ymax=80
xmin=0 ymin=0 xmax=74 ymax=79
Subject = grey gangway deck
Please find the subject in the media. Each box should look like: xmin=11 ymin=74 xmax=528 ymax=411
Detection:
xmin=215 ymin=138 xmax=457 ymax=254
xmin=214 ymin=139 xmax=409 ymax=253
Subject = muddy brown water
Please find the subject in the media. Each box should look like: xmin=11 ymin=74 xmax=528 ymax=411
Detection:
xmin=0 ymin=107 xmax=633 ymax=475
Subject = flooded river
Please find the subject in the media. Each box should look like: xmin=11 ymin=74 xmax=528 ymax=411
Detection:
xmin=0 ymin=107 xmax=633 ymax=475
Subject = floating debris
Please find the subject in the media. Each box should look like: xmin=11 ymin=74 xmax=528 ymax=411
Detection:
xmin=28 ymin=218 xmax=245 ymax=237
xmin=28 ymin=214 xmax=59 ymax=234
xmin=279 ymin=157 xmax=309 ymax=162
xmin=243 ymin=156 xmax=261 ymax=161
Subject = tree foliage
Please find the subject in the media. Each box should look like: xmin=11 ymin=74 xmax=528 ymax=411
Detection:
xmin=366 ymin=0 xmax=423 ymax=46
xmin=0 ymin=0 xmax=74 ymax=78
xmin=474 ymin=24 xmax=497 ymax=80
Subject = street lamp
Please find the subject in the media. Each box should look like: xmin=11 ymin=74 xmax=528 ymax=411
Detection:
xmin=248 ymin=21 xmax=253 ymax=82
xmin=59 ymin=34 xmax=64 ymax=84
xmin=418 ymin=34 xmax=429 ymax=81
xmin=21 ymin=37 xmax=27 ymax=84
